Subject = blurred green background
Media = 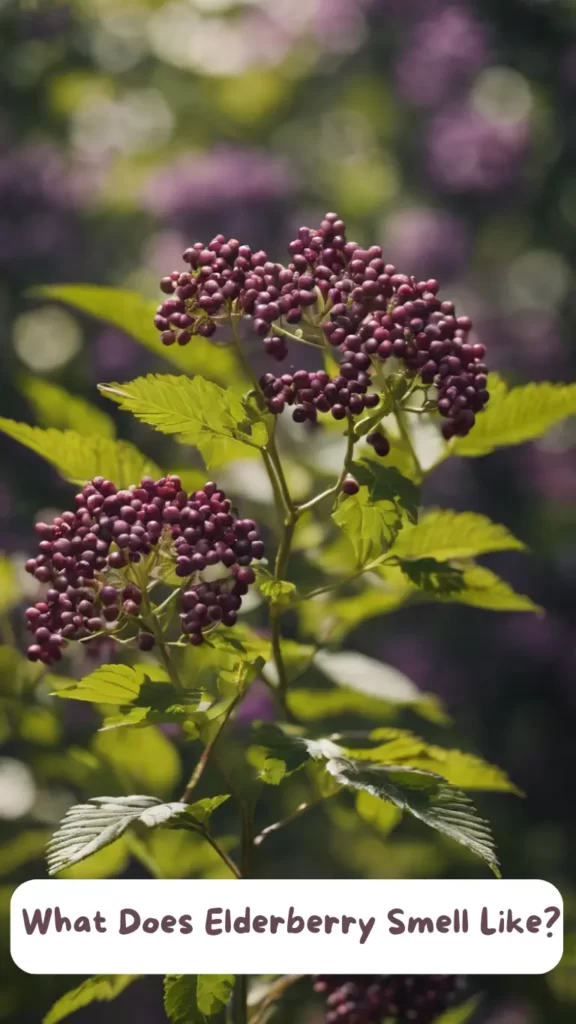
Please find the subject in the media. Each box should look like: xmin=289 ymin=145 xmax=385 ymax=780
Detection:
xmin=1 ymin=0 xmax=576 ymax=1021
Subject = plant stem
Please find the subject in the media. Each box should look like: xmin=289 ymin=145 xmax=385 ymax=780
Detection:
xmin=296 ymin=414 xmax=355 ymax=515
xmin=232 ymin=976 xmax=248 ymax=1024
xmin=274 ymin=323 xmax=324 ymax=349
xmin=201 ymin=830 xmax=243 ymax=880
xmin=396 ymin=406 xmax=423 ymax=483
xmin=253 ymin=797 xmax=327 ymax=847
xmin=180 ymin=694 xmax=242 ymax=802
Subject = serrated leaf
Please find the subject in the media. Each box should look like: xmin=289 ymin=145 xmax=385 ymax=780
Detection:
xmin=33 ymin=285 xmax=241 ymax=386
xmin=441 ymin=564 xmax=541 ymax=613
xmin=327 ymin=758 xmax=499 ymax=874
xmin=333 ymin=489 xmax=402 ymax=567
xmin=46 ymin=796 xmax=188 ymax=875
xmin=92 ymin=725 xmax=181 ymax=797
xmin=453 ymin=380 xmax=576 ymax=457
xmin=100 ymin=374 xmax=268 ymax=468
xmin=52 ymin=663 xmax=169 ymax=705
xmin=252 ymin=723 xmax=341 ymax=785
xmin=22 ymin=377 xmax=116 ymax=438
xmin=352 ymin=459 xmax=420 ymax=524
xmin=0 ymin=419 xmax=159 ymax=487
xmin=391 ymin=509 xmax=526 ymax=561
xmin=259 ymin=579 xmax=297 ymax=606
xmin=397 ymin=557 xmax=467 ymax=596
xmin=164 ymin=974 xmax=235 ymax=1023
xmin=43 ymin=975 xmax=139 ymax=1024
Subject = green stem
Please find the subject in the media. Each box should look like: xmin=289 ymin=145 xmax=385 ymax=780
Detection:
xmin=296 ymin=414 xmax=356 ymax=515
xmin=300 ymin=555 xmax=394 ymax=602
xmin=180 ymin=694 xmax=242 ymax=803
xmin=396 ymin=406 xmax=423 ymax=483
xmin=274 ymin=323 xmax=324 ymax=349
xmin=201 ymin=829 xmax=243 ymax=880
xmin=232 ymin=976 xmax=248 ymax=1024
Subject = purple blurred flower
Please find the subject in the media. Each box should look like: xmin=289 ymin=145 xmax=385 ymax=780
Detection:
xmin=382 ymin=206 xmax=471 ymax=278
xmin=396 ymin=6 xmax=490 ymax=107
xmin=236 ymin=681 xmax=276 ymax=725
xmin=0 ymin=141 xmax=100 ymax=276
xmin=426 ymin=104 xmax=530 ymax=193
xmin=143 ymin=147 xmax=297 ymax=220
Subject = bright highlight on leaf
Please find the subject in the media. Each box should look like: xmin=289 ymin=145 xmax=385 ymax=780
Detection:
xmin=100 ymin=374 xmax=268 ymax=467
xmin=0 ymin=419 xmax=159 ymax=487
xmin=32 ymin=285 xmax=241 ymax=386
xmin=43 ymin=975 xmax=139 ymax=1024
xmin=452 ymin=379 xmax=576 ymax=457
xmin=391 ymin=509 xmax=527 ymax=561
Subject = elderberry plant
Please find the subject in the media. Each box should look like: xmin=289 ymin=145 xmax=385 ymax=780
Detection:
xmin=2 ymin=212 xmax=576 ymax=1024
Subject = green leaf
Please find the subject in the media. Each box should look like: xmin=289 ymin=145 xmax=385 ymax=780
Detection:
xmin=327 ymin=758 xmax=500 ymax=874
xmin=92 ymin=724 xmax=181 ymax=797
xmin=46 ymin=795 xmax=189 ymax=875
xmin=440 ymin=565 xmax=542 ymax=613
xmin=397 ymin=557 xmax=467 ymax=596
xmin=453 ymin=379 xmax=576 ymax=457
xmin=100 ymin=374 xmax=268 ymax=468
xmin=287 ymin=688 xmax=449 ymax=726
xmin=355 ymin=790 xmax=402 ymax=835
xmin=33 ymin=285 xmax=241 ymax=386
xmin=21 ymin=376 xmax=116 ymax=438
xmin=252 ymin=723 xmax=340 ymax=785
xmin=300 ymin=582 xmax=412 ymax=643
xmin=43 ymin=976 xmax=139 ymax=1024
xmin=391 ymin=509 xmax=526 ymax=561
xmin=314 ymin=650 xmax=447 ymax=718
xmin=0 ymin=554 xmax=21 ymax=617
xmin=0 ymin=830 xmax=51 ymax=876
xmin=435 ymin=995 xmax=482 ymax=1023
xmin=259 ymin=579 xmax=297 ymax=606
xmin=164 ymin=974 xmax=235 ymax=1023
xmin=332 ymin=489 xmax=402 ymax=567
xmin=169 ymin=795 xmax=230 ymax=829
xmin=58 ymin=838 xmax=130 ymax=880
xmin=352 ymin=459 xmax=420 ymax=524
xmin=0 ymin=419 xmax=159 ymax=487
xmin=52 ymin=663 xmax=169 ymax=705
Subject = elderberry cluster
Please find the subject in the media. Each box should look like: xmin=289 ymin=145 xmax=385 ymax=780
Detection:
xmin=155 ymin=214 xmax=489 ymax=441
xmin=313 ymin=975 xmax=466 ymax=1024
xmin=24 ymin=475 xmax=262 ymax=664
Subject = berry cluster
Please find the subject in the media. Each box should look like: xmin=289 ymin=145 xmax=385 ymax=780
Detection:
xmin=24 ymin=476 xmax=262 ymax=664
xmin=259 ymin=368 xmax=380 ymax=423
xmin=313 ymin=975 xmax=466 ymax=1024
xmin=156 ymin=214 xmax=489 ymax=441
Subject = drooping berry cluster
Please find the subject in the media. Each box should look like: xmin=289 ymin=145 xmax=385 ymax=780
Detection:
xmin=313 ymin=975 xmax=467 ymax=1024
xmin=155 ymin=213 xmax=489 ymax=441
xmin=24 ymin=475 xmax=262 ymax=664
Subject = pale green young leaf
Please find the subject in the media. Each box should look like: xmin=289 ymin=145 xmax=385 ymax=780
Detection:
xmin=355 ymin=790 xmax=402 ymax=835
xmin=251 ymin=723 xmax=341 ymax=785
xmin=43 ymin=975 xmax=139 ymax=1024
xmin=100 ymin=374 xmax=268 ymax=467
xmin=332 ymin=490 xmax=402 ymax=567
xmin=22 ymin=376 xmax=116 ymax=438
xmin=328 ymin=758 xmax=499 ymax=874
xmin=0 ymin=554 xmax=21 ymax=616
xmin=92 ymin=724 xmax=180 ymax=797
xmin=0 ymin=830 xmax=51 ymax=876
xmin=391 ymin=509 xmax=526 ymax=561
xmin=164 ymin=974 xmax=235 ymax=1023
xmin=33 ymin=285 xmax=241 ymax=386
xmin=259 ymin=579 xmax=297 ymax=606
xmin=287 ymin=687 xmax=449 ymax=726
xmin=453 ymin=380 xmax=576 ymax=457
xmin=46 ymin=795 xmax=189 ymax=875
xmin=168 ymin=795 xmax=230 ymax=829
xmin=0 ymin=419 xmax=159 ymax=487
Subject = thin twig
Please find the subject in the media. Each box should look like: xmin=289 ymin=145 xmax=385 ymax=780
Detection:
xmin=254 ymin=798 xmax=325 ymax=847
xmin=180 ymin=694 xmax=242 ymax=803
xmin=201 ymin=830 xmax=243 ymax=879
